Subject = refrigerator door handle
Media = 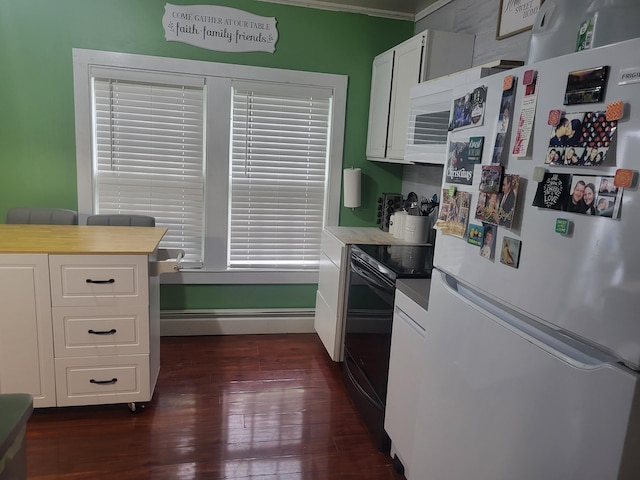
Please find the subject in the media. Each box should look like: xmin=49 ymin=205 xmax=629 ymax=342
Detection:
xmin=438 ymin=269 xmax=621 ymax=370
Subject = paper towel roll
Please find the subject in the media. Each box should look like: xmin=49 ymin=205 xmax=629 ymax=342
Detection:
xmin=343 ymin=168 xmax=361 ymax=208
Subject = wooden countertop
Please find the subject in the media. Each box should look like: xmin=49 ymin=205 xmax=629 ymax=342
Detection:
xmin=324 ymin=226 xmax=430 ymax=246
xmin=0 ymin=225 xmax=167 ymax=254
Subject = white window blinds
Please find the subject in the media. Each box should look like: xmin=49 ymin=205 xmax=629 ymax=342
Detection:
xmin=92 ymin=76 xmax=206 ymax=266
xmin=230 ymin=84 xmax=332 ymax=269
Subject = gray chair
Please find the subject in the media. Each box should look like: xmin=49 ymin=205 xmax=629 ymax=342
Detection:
xmin=6 ymin=207 xmax=78 ymax=225
xmin=86 ymin=214 xmax=156 ymax=227
xmin=87 ymin=214 xmax=183 ymax=271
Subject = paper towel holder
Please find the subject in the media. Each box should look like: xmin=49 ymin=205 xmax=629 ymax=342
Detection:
xmin=343 ymin=167 xmax=361 ymax=210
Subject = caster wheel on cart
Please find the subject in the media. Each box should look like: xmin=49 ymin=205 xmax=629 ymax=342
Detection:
xmin=127 ymin=402 xmax=145 ymax=413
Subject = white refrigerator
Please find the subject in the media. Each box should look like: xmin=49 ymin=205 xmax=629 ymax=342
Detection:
xmin=410 ymin=38 xmax=640 ymax=480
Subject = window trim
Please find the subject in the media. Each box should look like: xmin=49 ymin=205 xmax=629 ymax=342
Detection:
xmin=73 ymin=49 xmax=347 ymax=285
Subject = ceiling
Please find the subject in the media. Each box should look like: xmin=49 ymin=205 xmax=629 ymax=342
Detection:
xmin=257 ymin=0 xmax=452 ymax=21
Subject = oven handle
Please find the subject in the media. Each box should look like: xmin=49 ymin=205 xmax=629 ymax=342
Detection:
xmin=344 ymin=355 xmax=384 ymax=410
xmin=350 ymin=258 xmax=395 ymax=292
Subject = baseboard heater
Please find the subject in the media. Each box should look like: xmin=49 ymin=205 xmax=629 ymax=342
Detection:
xmin=160 ymin=308 xmax=315 ymax=336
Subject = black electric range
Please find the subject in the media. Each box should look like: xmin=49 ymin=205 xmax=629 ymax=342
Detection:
xmin=342 ymin=243 xmax=433 ymax=454
xmin=351 ymin=244 xmax=434 ymax=280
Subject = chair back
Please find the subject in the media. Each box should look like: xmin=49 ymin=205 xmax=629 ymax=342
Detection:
xmin=86 ymin=214 xmax=156 ymax=227
xmin=6 ymin=207 xmax=78 ymax=225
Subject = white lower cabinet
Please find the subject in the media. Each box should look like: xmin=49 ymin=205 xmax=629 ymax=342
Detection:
xmin=385 ymin=289 xmax=428 ymax=478
xmin=313 ymin=231 xmax=348 ymax=361
xmin=0 ymin=254 xmax=56 ymax=408
xmin=0 ymin=253 xmax=159 ymax=408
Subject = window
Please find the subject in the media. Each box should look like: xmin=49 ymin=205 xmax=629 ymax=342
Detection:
xmin=92 ymin=74 xmax=206 ymax=267
xmin=73 ymin=50 xmax=346 ymax=284
xmin=229 ymin=83 xmax=332 ymax=270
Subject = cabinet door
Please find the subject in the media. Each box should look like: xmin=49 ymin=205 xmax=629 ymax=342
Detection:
xmin=314 ymin=250 xmax=344 ymax=361
xmin=387 ymin=35 xmax=424 ymax=161
xmin=366 ymin=49 xmax=394 ymax=160
xmin=385 ymin=290 xmax=426 ymax=476
xmin=0 ymin=254 xmax=56 ymax=407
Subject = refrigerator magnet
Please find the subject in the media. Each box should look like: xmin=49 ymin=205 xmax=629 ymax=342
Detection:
xmin=533 ymin=166 xmax=546 ymax=183
xmin=513 ymin=71 xmax=538 ymax=158
xmin=548 ymin=110 xmax=561 ymax=126
xmin=564 ymin=66 xmax=609 ymax=105
xmin=555 ymin=218 xmax=572 ymax=236
xmin=606 ymin=101 xmax=624 ymax=121
xmin=500 ymin=236 xmax=521 ymax=268
xmin=503 ymin=75 xmax=514 ymax=91
xmin=479 ymin=223 xmax=495 ymax=260
xmin=467 ymin=223 xmax=484 ymax=247
xmin=467 ymin=136 xmax=485 ymax=164
xmin=614 ymin=169 xmax=635 ymax=188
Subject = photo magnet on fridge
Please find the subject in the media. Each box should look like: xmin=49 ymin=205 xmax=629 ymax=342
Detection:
xmin=450 ymin=86 xmax=487 ymax=132
xmin=479 ymin=165 xmax=503 ymax=193
xmin=532 ymin=173 xmax=571 ymax=210
xmin=467 ymin=136 xmax=485 ymax=164
xmin=500 ymin=236 xmax=521 ymax=268
xmin=467 ymin=223 xmax=484 ymax=247
xmin=564 ymin=66 xmax=609 ymax=105
xmin=436 ymin=189 xmax=471 ymax=238
xmin=479 ymin=222 xmax=496 ymax=260
xmin=446 ymin=140 xmax=474 ymax=185
xmin=475 ymin=191 xmax=500 ymax=225
xmin=497 ymin=174 xmax=519 ymax=229
xmin=546 ymin=111 xmax=617 ymax=167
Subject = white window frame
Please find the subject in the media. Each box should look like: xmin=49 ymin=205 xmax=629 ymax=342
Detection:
xmin=73 ymin=49 xmax=347 ymax=285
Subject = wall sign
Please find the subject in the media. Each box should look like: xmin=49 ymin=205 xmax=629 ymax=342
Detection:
xmin=497 ymin=0 xmax=544 ymax=40
xmin=162 ymin=4 xmax=278 ymax=53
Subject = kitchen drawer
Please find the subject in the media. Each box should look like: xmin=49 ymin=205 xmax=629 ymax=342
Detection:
xmin=321 ymin=231 xmax=345 ymax=268
xmin=49 ymin=255 xmax=148 ymax=307
xmin=55 ymin=355 xmax=150 ymax=407
xmin=52 ymin=305 xmax=149 ymax=357
xmin=395 ymin=289 xmax=429 ymax=331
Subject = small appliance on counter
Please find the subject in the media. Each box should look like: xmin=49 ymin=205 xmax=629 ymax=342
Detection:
xmin=343 ymin=243 xmax=433 ymax=452
xmin=376 ymin=193 xmax=402 ymax=231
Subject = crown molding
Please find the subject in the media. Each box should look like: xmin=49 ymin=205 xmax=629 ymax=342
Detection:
xmin=254 ymin=0 xmax=416 ymax=21
xmin=415 ymin=0 xmax=453 ymax=21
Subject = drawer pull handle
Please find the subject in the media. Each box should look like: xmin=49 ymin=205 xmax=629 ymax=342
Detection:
xmin=90 ymin=378 xmax=118 ymax=385
xmin=86 ymin=278 xmax=115 ymax=284
xmin=88 ymin=328 xmax=117 ymax=335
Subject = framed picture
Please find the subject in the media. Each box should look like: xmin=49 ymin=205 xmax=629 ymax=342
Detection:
xmin=497 ymin=0 xmax=544 ymax=40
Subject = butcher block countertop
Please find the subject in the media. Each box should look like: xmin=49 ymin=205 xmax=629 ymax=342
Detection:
xmin=0 ymin=225 xmax=167 ymax=254
xmin=324 ymin=226 xmax=429 ymax=245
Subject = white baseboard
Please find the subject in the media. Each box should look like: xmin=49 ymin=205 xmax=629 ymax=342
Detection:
xmin=160 ymin=308 xmax=316 ymax=336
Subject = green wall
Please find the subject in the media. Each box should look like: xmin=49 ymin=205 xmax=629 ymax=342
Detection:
xmin=0 ymin=0 xmax=412 ymax=310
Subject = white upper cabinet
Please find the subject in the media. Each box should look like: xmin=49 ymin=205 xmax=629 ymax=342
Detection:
xmin=366 ymin=30 xmax=475 ymax=164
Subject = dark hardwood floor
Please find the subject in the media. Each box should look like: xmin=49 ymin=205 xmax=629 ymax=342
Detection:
xmin=26 ymin=334 xmax=407 ymax=479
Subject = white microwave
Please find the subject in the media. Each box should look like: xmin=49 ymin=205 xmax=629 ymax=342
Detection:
xmin=405 ymin=61 xmax=522 ymax=164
